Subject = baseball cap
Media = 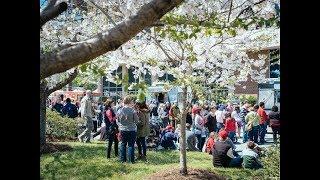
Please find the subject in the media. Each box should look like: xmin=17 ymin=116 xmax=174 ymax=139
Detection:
xmin=219 ymin=130 xmax=228 ymax=139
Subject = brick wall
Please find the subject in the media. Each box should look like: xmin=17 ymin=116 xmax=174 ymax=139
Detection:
xmin=234 ymin=50 xmax=270 ymax=95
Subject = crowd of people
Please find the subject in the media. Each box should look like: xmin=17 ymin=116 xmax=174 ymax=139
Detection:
xmin=48 ymin=90 xmax=280 ymax=169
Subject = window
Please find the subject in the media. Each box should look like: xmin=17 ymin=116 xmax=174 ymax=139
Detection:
xmin=158 ymin=73 xmax=175 ymax=82
xmin=269 ymin=49 xmax=280 ymax=79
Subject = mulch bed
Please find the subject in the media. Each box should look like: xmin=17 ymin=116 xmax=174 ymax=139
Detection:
xmin=40 ymin=143 xmax=73 ymax=155
xmin=146 ymin=168 xmax=226 ymax=180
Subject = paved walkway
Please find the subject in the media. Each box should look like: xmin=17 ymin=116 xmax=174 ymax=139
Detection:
xmin=92 ymin=126 xmax=278 ymax=153
xmin=235 ymin=126 xmax=277 ymax=154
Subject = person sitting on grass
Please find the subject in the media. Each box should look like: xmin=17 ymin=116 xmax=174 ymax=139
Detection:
xmin=92 ymin=125 xmax=107 ymax=141
xmin=185 ymin=123 xmax=198 ymax=151
xmin=212 ymin=130 xmax=242 ymax=168
xmin=219 ymin=127 xmax=236 ymax=151
xmin=205 ymin=132 xmax=216 ymax=154
xmin=241 ymin=141 xmax=263 ymax=169
xmin=175 ymin=124 xmax=181 ymax=139
xmin=160 ymin=125 xmax=177 ymax=150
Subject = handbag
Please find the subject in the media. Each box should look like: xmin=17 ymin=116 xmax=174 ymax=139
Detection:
xmin=245 ymin=121 xmax=253 ymax=131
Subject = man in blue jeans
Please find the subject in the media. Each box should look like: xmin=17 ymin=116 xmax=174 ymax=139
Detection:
xmin=120 ymin=131 xmax=136 ymax=162
xmin=245 ymin=105 xmax=260 ymax=144
xmin=116 ymin=96 xmax=139 ymax=163
xmin=257 ymin=102 xmax=269 ymax=144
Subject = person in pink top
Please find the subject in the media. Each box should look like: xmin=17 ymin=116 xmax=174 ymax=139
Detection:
xmin=194 ymin=108 xmax=206 ymax=151
xmin=104 ymin=98 xmax=118 ymax=158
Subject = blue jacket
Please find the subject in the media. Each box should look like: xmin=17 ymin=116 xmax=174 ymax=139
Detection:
xmin=52 ymin=103 xmax=64 ymax=115
xmin=62 ymin=102 xmax=78 ymax=118
xmin=160 ymin=130 xmax=177 ymax=149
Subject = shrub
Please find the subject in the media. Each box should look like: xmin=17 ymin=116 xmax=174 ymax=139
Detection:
xmin=239 ymin=95 xmax=257 ymax=106
xmin=251 ymin=144 xmax=280 ymax=179
xmin=260 ymin=144 xmax=280 ymax=178
xmin=46 ymin=109 xmax=85 ymax=141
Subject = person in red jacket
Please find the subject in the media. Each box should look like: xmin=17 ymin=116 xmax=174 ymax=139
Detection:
xmin=257 ymin=102 xmax=268 ymax=144
xmin=224 ymin=112 xmax=237 ymax=143
xmin=206 ymin=132 xmax=216 ymax=154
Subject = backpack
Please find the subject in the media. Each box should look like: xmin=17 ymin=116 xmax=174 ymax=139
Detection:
xmin=245 ymin=121 xmax=253 ymax=131
xmin=269 ymin=119 xmax=280 ymax=128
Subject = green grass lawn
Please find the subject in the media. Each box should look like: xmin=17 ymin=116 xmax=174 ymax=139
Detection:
xmin=40 ymin=142 xmax=279 ymax=180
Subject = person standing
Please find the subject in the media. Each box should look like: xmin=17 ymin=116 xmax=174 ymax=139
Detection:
xmin=116 ymin=98 xmax=123 ymax=111
xmin=92 ymin=103 xmax=98 ymax=133
xmin=105 ymin=99 xmax=115 ymax=130
xmin=194 ymin=108 xmax=206 ymax=151
xmin=231 ymin=106 xmax=242 ymax=138
xmin=97 ymin=102 xmax=104 ymax=128
xmin=257 ymin=102 xmax=269 ymax=144
xmin=186 ymin=107 xmax=193 ymax=126
xmin=105 ymin=98 xmax=118 ymax=159
xmin=268 ymin=105 xmax=280 ymax=143
xmin=169 ymin=104 xmax=180 ymax=128
xmin=135 ymin=102 xmax=150 ymax=160
xmin=78 ymin=90 xmax=94 ymax=143
xmin=206 ymin=106 xmax=217 ymax=133
xmin=224 ymin=112 xmax=237 ymax=143
xmin=116 ymin=96 xmax=139 ymax=163
xmin=215 ymin=105 xmax=225 ymax=132
xmin=240 ymin=102 xmax=250 ymax=143
xmin=245 ymin=105 xmax=260 ymax=144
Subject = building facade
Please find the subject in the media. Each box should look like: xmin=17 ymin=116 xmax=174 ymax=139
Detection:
xmin=234 ymin=47 xmax=280 ymax=96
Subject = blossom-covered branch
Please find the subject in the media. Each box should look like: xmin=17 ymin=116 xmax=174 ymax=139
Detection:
xmin=40 ymin=0 xmax=184 ymax=79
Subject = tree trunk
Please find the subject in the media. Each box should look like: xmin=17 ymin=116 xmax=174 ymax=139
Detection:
xmin=67 ymin=82 xmax=72 ymax=91
xmin=179 ymin=86 xmax=188 ymax=175
xmin=98 ymin=76 xmax=104 ymax=94
xmin=40 ymin=82 xmax=48 ymax=145
xmin=122 ymin=65 xmax=128 ymax=97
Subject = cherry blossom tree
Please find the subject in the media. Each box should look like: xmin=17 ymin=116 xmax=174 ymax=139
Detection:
xmin=101 ymin=0 xmax=279 ymax=174
xmin=40 ymin=0 xmax=185 ymax=79
xmin=40 ymin=0 xmax=280 ymax=174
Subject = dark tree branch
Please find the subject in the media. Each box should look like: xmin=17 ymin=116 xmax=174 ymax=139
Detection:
xmin=40 ymin=0 xmax=184 ymax=79
xmin=235 ymin=0 xmax=266 ymax=19
xmin=227 ymin=0 xmax=233 ymax=22
xmin=40 ymin=1 xmax=68 ymax=28
xmin=88 ymin=0 xmax=117 ymax=26
xmin=47 ymin=69 xmax=78 ymax=94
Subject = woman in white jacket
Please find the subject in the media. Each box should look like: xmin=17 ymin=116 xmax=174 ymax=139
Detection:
xmin=194 ymin=108 xmax=206 ymax=151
